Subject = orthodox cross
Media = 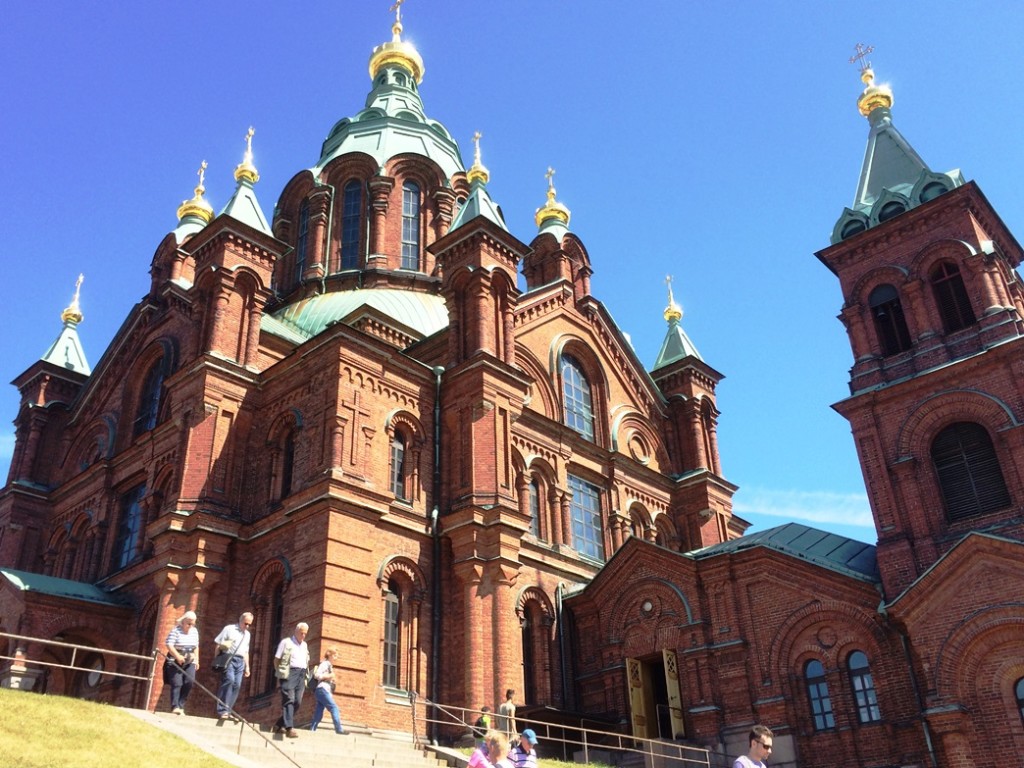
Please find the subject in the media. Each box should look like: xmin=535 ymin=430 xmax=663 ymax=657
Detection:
xmin=244 ymin=126 xmax=255 ymax=158
xmin=472 ymin=131 xmax=483 ymax=165
xmin=849 ymin=43 xmax=875 ymax=74
xmin=390 ymin=0 xmax=405 ymax=24
xmin=73 ymin=273 xmax=84 ymax=304
xmin=197 ymin=160 xmax=208 ymax=189
xmin=545 ymin=166 xmax=555 ymax=191
xmin=665 ymin=274 xmax=676 ymax=305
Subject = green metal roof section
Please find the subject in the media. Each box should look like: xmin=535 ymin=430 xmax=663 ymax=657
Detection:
xmin=853 ymin=104 xmax=930 ymax=212
xmin=220 ymin=177 xmax=271 ymax=235
xmin=265 ymin=288 xmax=449 ymax=342
xmin=0 ymin=567 xmax=132 ymax=607
xmin=41 ymin=318 xmax=91 ymax=375
xmin=690 ymin=522 xmax=879 ymax=582
xmin=653 ymin=315 xmax=702 ymax=369
xmin=315 ymin=63 xmax=466 ymax=179
xmin=450 ymin=178 xmax=508 ymax=232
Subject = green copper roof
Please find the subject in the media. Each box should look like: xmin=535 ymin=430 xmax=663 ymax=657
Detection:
xmin=653 ymin=317 xmax=701 ymax=369
xmin=265 ymin=288 xmax=449 ymax=343
xmin=316 ymin=63 xmax=465 ymax=179
xmin=450 ymin=179 xmax=507 ymax=232
xmin=0 ymin=567 xmax=131 ymax=607
xmin=854 ymin=106 xmax=929 ymax=212
xmin=41 ymin=320 xmax=91 ymax=375
xmin=220 ymin=178 xmax=271 ymax=235
xmin=691 ymin=523 xmax=878 ymax=582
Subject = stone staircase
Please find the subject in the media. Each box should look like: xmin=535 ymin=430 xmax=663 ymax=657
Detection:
xmin=125 ymin=709 xmax=458 ymax=768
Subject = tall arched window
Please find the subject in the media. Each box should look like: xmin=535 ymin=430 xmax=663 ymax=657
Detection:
xmin=932 ymin=422 xmax=1011 ymax=521
xmin=280 ymin=430 xmax=296 ymax=500
xmin=869 ymin=284 xmax=912 ymax=356
xmin=806 ymin=659 xmax=835 ymax=731
xmin=528 ymin=478 xmax=541 ymax=538
xmin=568 ymin=474 xmax=604 ymax=561
xmin=562 ymin=355 xmax=595 ymax=440
xmin=930 ymin=261 xmax=976 ymax=334
xmin=295 ymin=199 xmax=310 ymax=284
xmin=134 ymin=357 xmax=166 ymax=436
xmin=390 ymin=432 xmax=408 ymax=500
xmin=848 ymin=651 xmax=881 ymax=723
xmin=112 ymin=484 xmax=146 ymax=571
xmin=401 ymin=182 xmax=421 ymax=270
xmin=382 ymin=579 xmax=401 ymax=688
xmin=341 ymin=180 xmax=362 ymax=270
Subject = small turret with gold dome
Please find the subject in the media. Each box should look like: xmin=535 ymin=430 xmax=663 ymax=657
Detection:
xmin=176 ymin=160 xmax=214 ymax=225
xmin=535 ymin=167 xmax=571 ymax=234
xmin=234 ymin=127 xmax=259 ymax=184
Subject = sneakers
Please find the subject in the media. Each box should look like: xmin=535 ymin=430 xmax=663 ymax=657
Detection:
xmin=286 ymin=728 xmax=299 ymax=738
xmin=172 ymin=707 xmax=184 ymax=715
xmin=218 ymin=713 xmax=230 ymax=721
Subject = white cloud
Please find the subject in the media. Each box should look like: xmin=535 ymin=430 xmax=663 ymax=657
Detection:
xmin=732 ymin=486 xmax=875 ymax=528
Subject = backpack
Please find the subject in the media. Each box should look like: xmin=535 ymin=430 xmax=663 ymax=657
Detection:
xmin=306 ymin=665 xmax=319 ymax=691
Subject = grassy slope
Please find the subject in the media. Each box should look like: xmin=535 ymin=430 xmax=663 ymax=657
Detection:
xmin=0 ymin=688 xmax=237 ymax=768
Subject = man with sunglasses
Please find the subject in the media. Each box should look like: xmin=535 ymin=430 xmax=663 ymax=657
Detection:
xmin=213 ymin=611 xmax=254 ymax=721
xmin=734 ymin=725 xmax=773 ymax=768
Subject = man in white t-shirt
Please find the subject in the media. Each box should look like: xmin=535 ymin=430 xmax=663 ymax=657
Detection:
xmin=733 ymin=725 xmax=773 ymax=768
xmin=213 ymin=611 xmax=253 ymax=721
xmin=272 ymin=622 xmax=310 ymax=738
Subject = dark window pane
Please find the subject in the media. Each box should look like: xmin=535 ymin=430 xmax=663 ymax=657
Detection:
xmin=932 ymin=422 xmax=1011 ymax=520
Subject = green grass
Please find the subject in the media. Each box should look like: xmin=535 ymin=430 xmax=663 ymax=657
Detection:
xmin=0 ymin=688 xmax=237 ymax=768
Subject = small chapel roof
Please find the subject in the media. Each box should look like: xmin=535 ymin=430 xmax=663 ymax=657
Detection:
xmin=220 ymin=127 xmax=271 ymax=235
xmin=652 ymin=276 xmax=701 ymax=369
xmin=0 ymin=567 xmax=130 ymax=607
xmin=40 ymin=274 xmax=91 ymax=375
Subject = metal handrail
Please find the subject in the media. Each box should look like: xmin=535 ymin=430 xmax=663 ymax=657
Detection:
xmin=415 ymin=698 xmax=711 ymax=768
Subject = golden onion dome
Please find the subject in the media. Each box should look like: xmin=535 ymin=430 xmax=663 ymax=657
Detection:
xmin=535 ymin=167 xmax=571 ymax=228
xmin=857 ymin=67 xmax=894 ymax=117
xmin=466 ymin=131 xmax=490 ymax=185
xmin=368 ymin=10 xmax=424 ymax=85
xmin=176 ymin=160 xmax=215 ymax=223
xmin=62 ymin=274 xmax=84 ymax=325
xmin=664 ymin=276 xmax=683 ymax=323
xmin=234 ymin=126 xmax=259 ymax=184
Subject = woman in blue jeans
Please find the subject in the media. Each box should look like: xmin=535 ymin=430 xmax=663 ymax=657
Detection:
xmin=310 ymin=648 xmax=345 ymax=734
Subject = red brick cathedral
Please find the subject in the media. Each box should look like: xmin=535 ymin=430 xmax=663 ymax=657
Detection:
xmin=2 ymin=17 xmax=1022 ymax=768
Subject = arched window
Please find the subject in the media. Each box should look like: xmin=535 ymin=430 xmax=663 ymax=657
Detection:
xmin=568 ymin=474 xmax=604 ymax=561
xmin=112 ymin=484 xmax=146 ymax=571
xmin=340 ymin=180 xmax=362 ymax=270
xmin=562 ymin=355 xmax=595 ymax=440
xmin=382 ymin=579 xmax=401 ymax=688
xmin=1016 ymin=677 xmax=1024 ymax=727
xmin=869 ymin=284 xmax=912 ymax=356
xmin=848 ymin=651 xmax=881 ymax=723
xmin=806 ymin=659 xmax=835 ymax=731
xmin=295 ymin=199 xmax=310 ymax=284
xmin=134 ymin=357 xmax=166 ymax=436
xmin=932 ymin=422 xmax=1011 ymax=521
xmin=528 ymin=478 xmax=541 ymax=538
xmin=930 ymin=261 xmax=976 ymax=334
xmin=280 ymin=430 xmax=296 ymax=500
xmin=390 ymin=432 xmax=408 ymax=500
xmin=401 ymin=182 xmax=421 ymax=270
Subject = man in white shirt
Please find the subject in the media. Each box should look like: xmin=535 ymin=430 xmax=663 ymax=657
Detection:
xmin=212 ymin=611 xmax=253 ymax=721
xmin=272 ymin=622 xmax=310 ymax=738
xmin=733 ymin=725 xmax=773 ymax=768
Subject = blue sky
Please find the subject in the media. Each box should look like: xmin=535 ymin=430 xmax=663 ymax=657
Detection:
xmin=3 ymin=2 xmax=1023 ymax=543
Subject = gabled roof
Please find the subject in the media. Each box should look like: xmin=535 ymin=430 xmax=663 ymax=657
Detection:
xmin=0 ymin=568 xmax=132 ymax=608
xmin=691 ymin=522 xmax=878 ymax=582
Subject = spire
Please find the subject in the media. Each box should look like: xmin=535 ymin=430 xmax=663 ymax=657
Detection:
xmin=451 ymin=131 xmax=507 ymax=231
xmin=176 ymin=160 xmax=215 ymax=224
xmin=830 ymin=46 xmax=964 ymax=244
xmin=653 ymin=276 xmax=702 ymax=369
xmin=535 ymin=167 xmax=571 ymax=238
xmin=221 ymin=126 xmax=271 ymax=235
xmin=369 ymin=0 xmax=424 ymax=84
xmin=42 ymin=274 xmax=91 ymax=374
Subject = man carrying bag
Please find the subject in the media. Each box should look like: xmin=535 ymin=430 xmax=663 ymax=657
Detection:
xmin=212 ymin=611 xmax=254 ymax=721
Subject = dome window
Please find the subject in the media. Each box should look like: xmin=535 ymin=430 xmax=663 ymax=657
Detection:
xmin=878 ymin=201 xmax=906 ymax=222
xmin=920 ymin=181 xmax=948 ymax=203
xmin=841 ymin=219 xmax=867 ymax=240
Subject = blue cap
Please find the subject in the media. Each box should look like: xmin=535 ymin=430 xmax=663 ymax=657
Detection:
xmin=522 ymin=728 xmax=538 ymax=745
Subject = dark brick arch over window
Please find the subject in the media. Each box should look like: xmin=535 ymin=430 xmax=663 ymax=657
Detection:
xmin=931 ymin=421 xmax=1011 ymax=521
xmin=930 ymin=261 xmax=976 ymax=334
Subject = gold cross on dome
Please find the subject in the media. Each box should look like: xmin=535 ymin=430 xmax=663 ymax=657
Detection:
xmin=390 ymin=0 xmax=405 ymax=23
xmin=244 ymin=126 xmax=255 ymax=156
xmin=849 ymin=43 xmax=874 ymax=74
xmin=197 ymin=160 xmax=208 ymax=188
xmin=545 ymin=166 xmax=555 ymax=190
xmin=73 ymin=273 xmax=84 ymax=301
xmin=472 ymin=131 xmax=482 ymax=163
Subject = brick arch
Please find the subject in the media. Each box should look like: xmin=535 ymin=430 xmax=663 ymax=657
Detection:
xmin=515 ymin=585 xmax=555 ymax=624
xmin=272 ymin=169 xmax=317 ymax=242
xmin=250 ymin=556 xmax=293 ymax=601
xmin=607 ymin=577 xmax=694 ymax=643
xmin=895 ymin=389 xmax=1018 ymax=460
xmin=377 ymin=555 xmax=426 ymax=594
xmin=513 ymin=345 xmax=558 ymax=421
xmin=933 ymin=601 xmax=1024 ymax=702
xmin=767 ymin=599 xmax=888 ymax=685
xmin=62 ymin=414 xmax=116 ymax=474
xmin=652 ymin=512 xmax=678 ymax=550
xmin=611 ymin=408 xmax=669 ymax=472
xmin=626 ymin=501 xmax=653 ymax=541
xmin=121 ymin=336 xmax=178 ymax=444
xmin=908 ymin=238 xmax=976 ymax=280
xmin=385 ymin=409 xmax=424 ymax=441
xmin=550 ymin=334 xmax=610 ymax=446
xmin=849 ymin=265 xmax=911 ymax=308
